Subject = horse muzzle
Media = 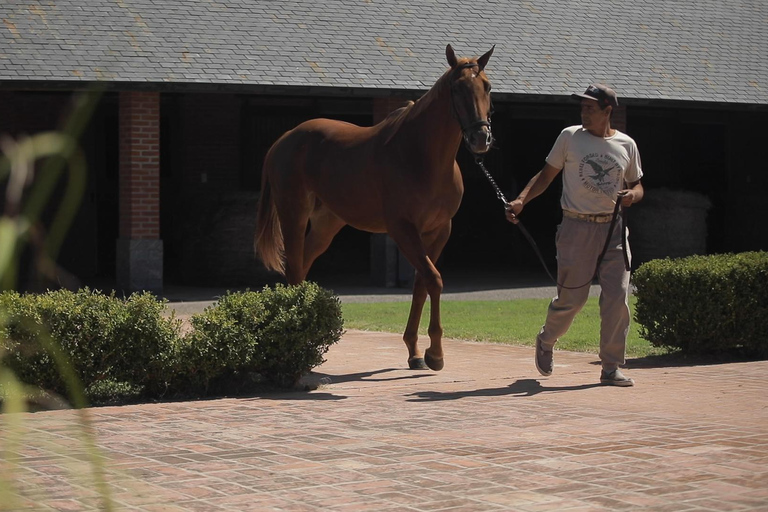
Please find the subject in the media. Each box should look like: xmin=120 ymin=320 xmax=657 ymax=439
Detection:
xmin=463 ymin=123 xmax=493 ymax=154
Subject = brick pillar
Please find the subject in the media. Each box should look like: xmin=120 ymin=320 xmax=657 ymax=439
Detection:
xmin=370 ymin=96 xmax=414 ymax=288
xmin=116 ymin=91 xmax=163 ymax=293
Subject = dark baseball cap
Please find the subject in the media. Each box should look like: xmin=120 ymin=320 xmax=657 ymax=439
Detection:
xmin=571 ymin=83 xmax=619 ymax=108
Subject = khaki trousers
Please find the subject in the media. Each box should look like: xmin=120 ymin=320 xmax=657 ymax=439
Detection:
xmin=536 ymin=216 xmax=631 ymax=372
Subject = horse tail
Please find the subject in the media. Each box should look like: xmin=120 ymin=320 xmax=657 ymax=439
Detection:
xmin=254 ymin=162 xmax=286 ymax=275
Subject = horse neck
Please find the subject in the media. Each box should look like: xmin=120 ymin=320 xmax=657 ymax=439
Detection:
xmin=402 ymin=76 xmax=463 ymax=168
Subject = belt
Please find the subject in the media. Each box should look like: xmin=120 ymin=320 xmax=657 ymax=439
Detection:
xmin=563 ymin=210 xmax=614 ymax=223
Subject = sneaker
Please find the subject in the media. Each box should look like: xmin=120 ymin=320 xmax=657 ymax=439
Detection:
xmin=535 ymin=338 xmax=553 ymax=376
xmin=600 ymin=369 xmax=634 ymax=387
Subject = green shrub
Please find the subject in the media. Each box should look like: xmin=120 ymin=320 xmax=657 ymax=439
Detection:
xmin=180 ymin=281 xmax=344 ymax=391
xmin=633 ymin=251 xmax=768 ymax=356
xmin=1 ymin=282 xmax=344 ymax=403
xmin=253 ymin=282 xmax=344 ymax=387
xmin=175 ymin=291 xmax=266 ymax=394
xmin=0 ymin=288 xmax=181 ymax=400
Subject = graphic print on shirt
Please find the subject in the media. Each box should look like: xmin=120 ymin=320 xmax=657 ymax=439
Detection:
xmin=578 ymin=153 xmax=622 ymax=196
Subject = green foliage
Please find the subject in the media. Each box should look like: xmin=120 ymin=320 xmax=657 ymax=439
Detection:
xmin=177 ymin=291 xmax=266 ymax=394
xmin=254 ymin=282 xmax=344 ymax=386
xmin=1 ymin=282 xmax=344 ymax=403
xmin=633 ymin=251 xmax=768 ymax=356
xmin=342 ymin=296 xmax=663 ymax=358
xmin=182 ymin=281 xmax=344 ymax=391
xmin=0 ymin=288 xmax=181 ymax=400
xmin=1 ymin=91 xmax=114 ymax=510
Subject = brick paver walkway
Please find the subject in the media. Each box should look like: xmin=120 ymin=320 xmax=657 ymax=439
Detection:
xmin=2 ymin=330 xmax=767 ymax=511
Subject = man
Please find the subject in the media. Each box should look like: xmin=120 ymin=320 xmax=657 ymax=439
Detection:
xmin=505 ymin=84 xmax=644 ymax=386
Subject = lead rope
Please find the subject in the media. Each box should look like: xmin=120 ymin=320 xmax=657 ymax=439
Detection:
xmin=474 ymin=156 xmax=629 ymax=290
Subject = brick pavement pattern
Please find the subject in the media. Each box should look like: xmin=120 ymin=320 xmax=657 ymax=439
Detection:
xmin=2 ymin=330 xmax=767 ymax=511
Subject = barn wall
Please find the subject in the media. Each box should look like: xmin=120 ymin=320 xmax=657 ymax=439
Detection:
xmin=0 ymin=91 xmax=113 ymax=289
xmin=1 ymin=89 xmax=766 ymax=290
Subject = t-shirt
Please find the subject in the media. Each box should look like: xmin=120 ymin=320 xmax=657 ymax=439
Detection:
xmin=546 ymin=125 xmax=643 ymax=215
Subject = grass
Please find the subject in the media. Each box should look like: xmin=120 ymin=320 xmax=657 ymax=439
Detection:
xmin=342 ymin=295 xmax=668 ymax=359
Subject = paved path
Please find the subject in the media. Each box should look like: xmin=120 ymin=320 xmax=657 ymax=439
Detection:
xmin=3 ymin=325 xmax=767 ymax=511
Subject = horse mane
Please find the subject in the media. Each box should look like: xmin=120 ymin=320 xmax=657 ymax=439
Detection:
xmin=379 ymin=58 xmax=475 ymax=145
xmin=379 ymin=101 xmax=415 ymax=144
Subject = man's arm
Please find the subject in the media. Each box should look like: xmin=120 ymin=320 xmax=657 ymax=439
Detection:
xmin=619 ymin=180 xmax=644 ymax=207
xmin=505 ymin=162 xmax=561 ymax=224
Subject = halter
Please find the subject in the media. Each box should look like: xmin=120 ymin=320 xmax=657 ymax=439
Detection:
xmin=449 ymin=62 xmax=494 ymax=153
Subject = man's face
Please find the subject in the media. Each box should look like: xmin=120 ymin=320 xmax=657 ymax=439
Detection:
xmin=580 ymin=99 xmax=610 ymax=128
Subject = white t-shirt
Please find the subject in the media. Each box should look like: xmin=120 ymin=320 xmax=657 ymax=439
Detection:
xmin=546 ymin=126 xmax=643 ymax=215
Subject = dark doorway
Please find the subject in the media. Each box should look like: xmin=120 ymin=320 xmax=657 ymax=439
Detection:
xmin=442 ymin=106 xmax=568 ymax=275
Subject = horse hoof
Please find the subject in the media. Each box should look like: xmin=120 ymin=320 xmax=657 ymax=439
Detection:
xmin=408 ymin=357 xmax=429 ymax=370
xmin=424 ymin=351 xmax=444 ymax=371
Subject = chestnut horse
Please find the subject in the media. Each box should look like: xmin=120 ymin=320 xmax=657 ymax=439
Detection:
xmin=255 ymin=44 xmax=495 ymax=371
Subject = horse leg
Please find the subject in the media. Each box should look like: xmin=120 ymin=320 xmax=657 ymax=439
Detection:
xmin=403 ymin=270 xmax=429 ymax=369
xmin=276 ymin=199 xmax=313 ymax=286
xmin=421 ymin=223 xmax=451 ymax=371
xmin=302 ymin=205 xmax=346 ymax=277
xmin=400 ymin=222 xmax=451 ymax=369
xmin=388 ymin=221 xmax=446 ymax=371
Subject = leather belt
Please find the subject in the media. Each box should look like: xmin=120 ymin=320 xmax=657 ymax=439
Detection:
xmin=563 ymin=210 xmax=614 ymax=223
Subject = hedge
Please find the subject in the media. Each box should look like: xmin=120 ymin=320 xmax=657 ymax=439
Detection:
xmin=0 ymin=289 xmax=180 ymax=399
xmin=177 ymin=283 xmax=344 ymax=392
xmin=633 ymin=251 xmax=768 ymax=356
xmin=0 ymin=282 xmax=344 ymax=404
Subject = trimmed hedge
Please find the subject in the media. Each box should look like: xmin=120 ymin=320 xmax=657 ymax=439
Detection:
xmin=178 ymin=283 xmax=344 ymax=392
xmin=0 ymin=289 xmax=180 ymax=397
xmin=633 ymin=251 xmax=768 ymax=356
xmin=0 ymin=282 xmax=344 ymax=404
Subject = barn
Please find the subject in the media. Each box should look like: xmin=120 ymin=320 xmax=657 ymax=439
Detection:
xmin=1 ymin=1 xmax=766 ymax=293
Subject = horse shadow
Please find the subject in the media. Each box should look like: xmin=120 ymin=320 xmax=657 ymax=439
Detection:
xmin=257 ymin=368 xmax=433 ymax=401
xmin=314 ymin=368 xmax=435 ymax=385
xmin=405 ymin=378 xmax=601 ymax=402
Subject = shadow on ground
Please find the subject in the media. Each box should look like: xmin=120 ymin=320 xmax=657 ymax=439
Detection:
xmin=405 ymin=379 xmax=602 ymax=402
xmin=312 ymin=368 xmax=434 ymax=385
xmin=625 ymin=348 xmax=764 ymax=369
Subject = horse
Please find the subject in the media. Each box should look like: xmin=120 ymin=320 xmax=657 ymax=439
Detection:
xmin=254 ymin=44 xmax=495 ymax=371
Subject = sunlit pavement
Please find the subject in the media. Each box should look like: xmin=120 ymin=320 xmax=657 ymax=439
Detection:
xmin=3 ymin=326 xmax=767 ymax=511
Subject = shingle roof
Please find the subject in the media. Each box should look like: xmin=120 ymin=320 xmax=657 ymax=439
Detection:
xmin=1 ymin=0 xmax=766 ymax=105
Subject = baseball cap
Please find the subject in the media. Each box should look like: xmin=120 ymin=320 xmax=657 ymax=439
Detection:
xmin=571 ymin=83 xmax=618 ymax=108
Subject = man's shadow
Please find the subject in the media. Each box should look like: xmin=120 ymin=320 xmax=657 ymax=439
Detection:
xmin=406 ymin=378 xmax=601 ymax=402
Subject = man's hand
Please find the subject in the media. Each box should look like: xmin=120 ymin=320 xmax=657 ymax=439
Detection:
xmin=618 ymin=190 xmax=635 ymax=207
xmin=506 ymin=199 xmax=524 ymax=224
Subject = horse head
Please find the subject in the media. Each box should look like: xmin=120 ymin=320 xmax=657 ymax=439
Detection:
xmin=446 ymin=44 xmax=495 ymax=155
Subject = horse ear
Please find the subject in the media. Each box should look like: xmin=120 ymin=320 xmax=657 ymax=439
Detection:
xmin=446 ymin=44 xmax=458 ymax=68
xmin=477 ymin=45 xmax=495 ymax=71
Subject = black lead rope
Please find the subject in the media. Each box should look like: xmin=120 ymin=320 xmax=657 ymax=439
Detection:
xmin=474 ymin=156 xmax=630 ymax=290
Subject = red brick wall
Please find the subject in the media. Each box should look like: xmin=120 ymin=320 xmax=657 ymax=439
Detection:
xmin=119 ymin=91 xmax=160 ymax=239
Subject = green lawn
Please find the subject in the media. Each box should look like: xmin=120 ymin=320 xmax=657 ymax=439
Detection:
xmin=342 ymin=296 xmax=667 ymax=358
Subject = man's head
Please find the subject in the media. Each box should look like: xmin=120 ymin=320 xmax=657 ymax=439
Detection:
xmin=573 ymin=84 xmax=617 ymax=134
xmin=572 ymin=83 xmax=618 ymax=109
